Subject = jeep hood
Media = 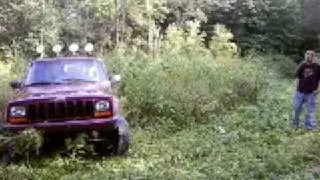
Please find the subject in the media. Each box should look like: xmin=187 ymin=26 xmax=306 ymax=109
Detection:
xmin=12 ymin=82 xmax=112 ymax=102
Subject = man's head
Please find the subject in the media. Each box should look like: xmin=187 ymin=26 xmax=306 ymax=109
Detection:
xmin=305 ymin=50 xmax=316 ymax=64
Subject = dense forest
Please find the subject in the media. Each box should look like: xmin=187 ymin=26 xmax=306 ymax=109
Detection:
xmin=0 ymin=0 xmax=318 ymax=60
xmin=2 ymin=0 xmax=320 ymax=179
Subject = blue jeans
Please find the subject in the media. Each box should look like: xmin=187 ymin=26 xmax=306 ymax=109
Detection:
xmin=293 ymin=91 xmax=317 ymax=129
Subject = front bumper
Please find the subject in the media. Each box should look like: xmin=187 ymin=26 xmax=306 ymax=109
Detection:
xmin=1 ymin=116 xmax=121 ymax=133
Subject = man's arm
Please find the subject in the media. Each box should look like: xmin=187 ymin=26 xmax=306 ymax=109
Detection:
xmin=295 ymin=62 xmax=305 ymax=79
xmin=316 ymin=82 xmax=320 ymax=94
xmin=315 ymin=64 xmax=320 ymax=94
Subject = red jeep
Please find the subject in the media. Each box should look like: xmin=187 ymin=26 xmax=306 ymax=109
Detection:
xmin=0 ymin=56 xmax=130 ymax=156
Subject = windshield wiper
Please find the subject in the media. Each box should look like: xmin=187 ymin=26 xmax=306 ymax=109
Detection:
xmin=26 ymin=82 xmax=63 ymax=86
xmin=61 ymin=78 xmax=96 ymax=83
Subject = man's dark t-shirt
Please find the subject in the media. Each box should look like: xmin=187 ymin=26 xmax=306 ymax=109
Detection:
xmin=296 ymin=62 xmax=320 ymax=94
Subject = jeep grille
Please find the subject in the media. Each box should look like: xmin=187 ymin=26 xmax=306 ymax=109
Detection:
xmin=27 ymin=100 xmax=95 ymax=122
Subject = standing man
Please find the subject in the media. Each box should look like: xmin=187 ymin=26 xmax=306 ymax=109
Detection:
xmin=293 ymin=50 xmax=320 ymax=130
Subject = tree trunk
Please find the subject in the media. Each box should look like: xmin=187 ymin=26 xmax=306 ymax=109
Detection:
xmin=115 ymin=0 xmax=120 ymax=45
xmin=146 ymin=0 xmax=152 ymax=53
xmin=121 ymin=0 xmax=126 ymax=44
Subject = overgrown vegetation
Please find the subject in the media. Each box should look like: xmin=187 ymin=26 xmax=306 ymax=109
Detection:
xmin=108 ymin=23 xmax=264 ymax=129
xmin=1 ymin=0 xmax=320 ymax=179
xmin=0 ymin=20 xmax=320 ymax=179
xmin=0 ymin=129 xmax=43 ymax=164
xmin=1 ymin=73 xmax=320 ymax=179
xmin=0 ymin=56 xmax=22 ymax=117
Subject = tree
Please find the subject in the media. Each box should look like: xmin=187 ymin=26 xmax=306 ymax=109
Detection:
xmin=202 ymin=0 xmax=303 ymax=56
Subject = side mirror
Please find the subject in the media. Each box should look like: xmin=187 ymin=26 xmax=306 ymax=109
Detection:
xmin=111 ymin=75 xmax=121 ymax=84
xmin=10 ymin=80 xmax=23 ymax=89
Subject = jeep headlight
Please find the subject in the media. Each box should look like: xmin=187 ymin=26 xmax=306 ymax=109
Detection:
xmin=10 ymin=106 xmax=26 ymax=117
xmin=95 ymin=101 xmax=111 ymax=112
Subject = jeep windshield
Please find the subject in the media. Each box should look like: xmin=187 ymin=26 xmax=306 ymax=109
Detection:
xmin=25 ymin=59 xmax=107 ymax=86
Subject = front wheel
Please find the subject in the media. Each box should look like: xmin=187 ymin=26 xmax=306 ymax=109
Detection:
xmin=94 ymin=118 xmax=130 ymax=156
xmin=115 ymin=119 xmax=130 ymax=155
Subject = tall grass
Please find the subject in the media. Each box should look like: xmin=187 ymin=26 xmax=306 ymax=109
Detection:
xmin=107 ymin=51 xmax=264 ymax=129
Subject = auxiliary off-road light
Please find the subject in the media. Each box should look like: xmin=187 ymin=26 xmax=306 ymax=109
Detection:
xmin=84 ymin=43 xmax=94 ymax=52
xmin=36 ymin=45 xmax=44 ymax=54
xmin=69 ymin=43 xmax=79 ymax=53
xmin=52 ymin=44 xmax=63 ymax=55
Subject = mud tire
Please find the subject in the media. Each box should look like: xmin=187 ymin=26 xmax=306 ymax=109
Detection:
xmin=94 ymin=118 xmax=130 ymax=156
xmin=114 ymin=118 xmax=130 ymax=155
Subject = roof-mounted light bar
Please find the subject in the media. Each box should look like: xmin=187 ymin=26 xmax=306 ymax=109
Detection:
xmin=35 ymin=42 xmax=95 ymax=59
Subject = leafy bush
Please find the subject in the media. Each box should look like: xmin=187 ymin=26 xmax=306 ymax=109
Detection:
xmin=64 ymin=133 xmax=95 ymax=158
xmin=0 ymin=129 xmax=43 ymax=163
xmin=107 ymin=23 xmax=265 ymax=129
xmin=0 ymin=61 xmax=14 ymax=114
xmin=0 ymin=56 xmax=26 ymax=119
xmin=209 ymin=24 xmax=238 ymax=58
xmin=256 ymin=53 xmax=297 ymax=78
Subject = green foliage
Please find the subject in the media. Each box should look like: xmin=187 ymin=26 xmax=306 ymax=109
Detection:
xmin=0 ymin=49 xmax=319 ymax=179
xmin=209 ymin=24 xmax=238 ymax=57
xmin=0 ymin=79 xmax=318 ymax=180
xmin=108 ymin=24 xmax=264 ymax=129
xmin=0 ymin=0 xmax=319 ymax=179
xmin=257 ymin=53 xmax=298 ymax=78
xmin=0 ymin=0 xmax=308 ymax=60
xmin=0 ymin=56 xmax=23 ymax=115
xmin=162 ymin=20 xmax=209 ymax=56
xmin=0 ymin=129 xmax=43 ymax=163
xmin=203 ymin=0 xmax=303 ymax=56
xmin=64 ymin=133 xmax=95 ymax=158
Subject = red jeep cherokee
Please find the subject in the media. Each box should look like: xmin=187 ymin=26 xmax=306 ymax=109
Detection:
xmin=0 ymin=56 xmax=130 ymax=155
